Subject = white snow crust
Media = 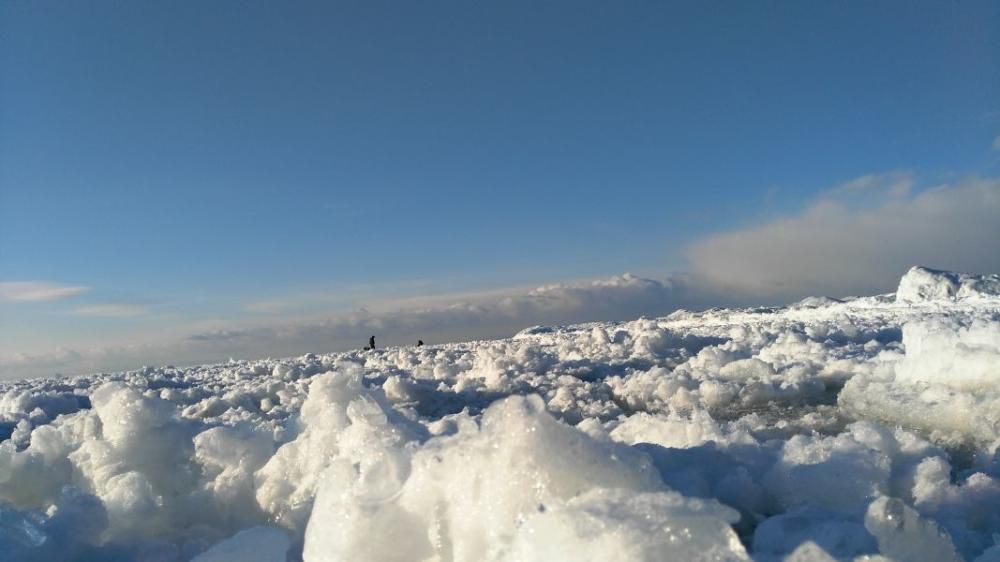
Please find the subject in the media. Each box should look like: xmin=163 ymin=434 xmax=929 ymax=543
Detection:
xmin=1 ymin=267 xmax=999 ymax=561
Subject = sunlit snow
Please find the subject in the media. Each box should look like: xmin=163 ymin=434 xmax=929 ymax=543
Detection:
xmin=1 ymin=266 xmax=998 ymax=561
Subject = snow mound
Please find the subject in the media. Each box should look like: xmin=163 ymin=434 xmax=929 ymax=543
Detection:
xmin=897 ymin=266 xmax=1000 ymax=303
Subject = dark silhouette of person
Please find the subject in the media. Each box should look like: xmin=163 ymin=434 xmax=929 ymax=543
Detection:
xmin=417 ymin=340 xmax=424 ymax=347
xmin=369 ymin=335 xmax=376 ymax=350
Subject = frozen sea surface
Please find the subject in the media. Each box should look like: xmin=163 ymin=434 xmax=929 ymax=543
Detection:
xmin=1 ymin=266 xmax=999 ymax=561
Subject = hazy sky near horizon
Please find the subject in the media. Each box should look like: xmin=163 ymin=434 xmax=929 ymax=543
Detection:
xmin=2 ymin=1 xmax=1000 ymax=378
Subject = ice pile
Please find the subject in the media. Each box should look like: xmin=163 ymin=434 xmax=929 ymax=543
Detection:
xmin=304 ymin=393 xmax=749 ymax=562
xmin=0 ymin=267 xmax=998 ymax=561
xmin=840 ymin=317 xmax=1000 ymax=447
xmin=896 ymin=266 xmax=1000 ymax=303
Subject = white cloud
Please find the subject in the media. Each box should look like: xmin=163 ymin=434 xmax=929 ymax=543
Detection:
xmin=73 ymin=304 xmax=149 ymax=318
xmin=686 ymin=177 xmax=1000 ymax=299
xmin=0 ymin=281 xmax=88 ymax=302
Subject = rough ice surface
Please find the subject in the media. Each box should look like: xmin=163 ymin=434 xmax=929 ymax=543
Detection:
xmin=1 ymin=267 xmax=999 ymax=561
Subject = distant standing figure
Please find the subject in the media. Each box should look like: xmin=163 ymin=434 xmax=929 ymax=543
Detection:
xmin=369 ymin=335 xmax=376 ymax=350
xmin=417 ymin=340 xmax=424 ymax=347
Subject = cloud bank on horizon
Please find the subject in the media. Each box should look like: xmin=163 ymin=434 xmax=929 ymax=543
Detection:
xmin=688 ymin=174 xmax=1000 ymax=298
xmin=2 ymin=174 xmax=999 ymax=379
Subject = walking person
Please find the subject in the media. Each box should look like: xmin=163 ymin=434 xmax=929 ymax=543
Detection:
xmin=369 ymin=335 xmax=376 ymax=350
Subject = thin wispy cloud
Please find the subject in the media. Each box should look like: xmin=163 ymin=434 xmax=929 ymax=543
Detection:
xmin=826 ymin=170 xmax=914 ymax=199
xmin=73 ymin=304 xmax=150 ymax=318
xmin=243 ymin=279 xmax=443 ymax=316
xmin=245 ymin=300 xmax=292 ymax=314
xmin=0 ymin=281 xmax=89 ymax=302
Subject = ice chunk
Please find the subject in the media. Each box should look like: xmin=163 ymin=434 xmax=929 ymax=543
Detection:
xmin=303 ymin=395 xmax=677 ymax=562
xmin=894 ymin=318 xmax=1000 ymax=391
xmin=910 ymin=456 xmax=1000 ymax=560
xmin=257 ymin=370 xmax=420 ymax=536
xmin=780 ymin=541 xmax=838 ymax=562
xmin=44 ymin=487 xmax=108 ymax=549
xmin=840 ymin=317 xmax=1000 ymax=446
xmin=763 ymin=425 xmax=892 ymax=511
xmin=897 ymin=266 xmax=1000 ymax=302
xmin=69 ymin=383 xmax=198 ymax=539
xmin=609 ymin=410 xmax=737 ymax=449
xmin=191 ymin=526 xmax=290 ymax=562
xmin=0 ymin=424 xmax=77 ymax=509
xmin=505 ymin=488 xmax=749 ymax=562
xmin=753 ymin=506 xmax=876 ymax=559
xmin=863 ymin=496 xmax=962 ymax=562
xmin=0 ymin=488 xmax=109 ymax=562
xmin=897 ymin=267 xmax=963 ymax=302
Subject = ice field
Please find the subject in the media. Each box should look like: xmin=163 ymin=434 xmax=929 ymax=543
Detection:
xmin=1 ymin=266 xmax=999 ymax=561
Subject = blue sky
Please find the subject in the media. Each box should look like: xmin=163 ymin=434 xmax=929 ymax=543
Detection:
xmin=2 ymin=1 xmax=999 ymax=377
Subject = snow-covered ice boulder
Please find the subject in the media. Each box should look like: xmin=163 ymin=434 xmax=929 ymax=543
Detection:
xmin=255 ymin=369 xmax=422 ymax=535
xmin=302 ymin=394 xmax=750 ymax=561
xmin=894 ymin=318 xmax=1000 ymax=391
xmin=897 ymin=266 xmax=1000 ymax=303
xmin=840 ymin=317 xmax=1000 ymax=445
xmin=864 ymin=496 xmax=962 ymax=562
